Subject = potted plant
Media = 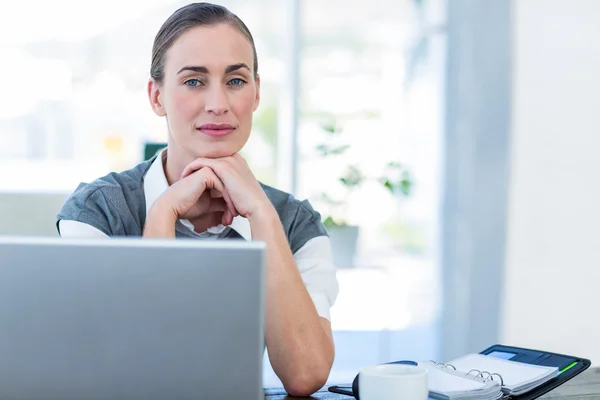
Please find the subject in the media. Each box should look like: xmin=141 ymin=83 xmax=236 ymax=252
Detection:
xmin=315 ymin=142 xmax=412 ymax=267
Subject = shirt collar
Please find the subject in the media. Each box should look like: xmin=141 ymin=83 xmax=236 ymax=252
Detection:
xmin=143 ymin=148 xmax=252 ymax=241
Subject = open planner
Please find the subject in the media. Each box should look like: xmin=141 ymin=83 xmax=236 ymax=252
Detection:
xmin=328 ymin=344 xmax=591 ymax=400
xmin=421 ymin=353 xmax=559 ymax=400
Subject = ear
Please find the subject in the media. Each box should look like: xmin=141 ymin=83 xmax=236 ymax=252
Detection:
xmin=147 ymin=78 xmax=166 ymax=117
xmin=253 ymin=74 xmax=261 ymax=112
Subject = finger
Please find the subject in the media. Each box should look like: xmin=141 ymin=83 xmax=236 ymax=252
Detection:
xmin=181 ymin=158 xmax=222 ymax=180
xmin=208 ymin=171 xmax=238 ymax=219
xmin=197 ymin=191 xmax=212 ymax=209
xmin=180 ymin=162 xmax=201 ymax=180
xmin=186 ymin=158 xmax=232 ymax=183
xmin=222 ymin=209 xmax=233 ymax=226
xmin=223 ymin=208 xmax=236 ymax=226
xmin=221 ymin=188 xmax=238 ymax=221
xmin=204 ymin=211 xmax=225 ymax=229
xmin=181 ymin=159 xmax=210 ymax=180
xmin=199 ymin=191 xmax=211 ymax=202
xmin=210 ymin=189 xmax=223 ymax=198
xmin=198 ymin=160 xmax=237 ymax=218
xmin=199 ymin=168 xmax=238 ymax=221
xmin=208 ymin=198 xmax=227 ymax=213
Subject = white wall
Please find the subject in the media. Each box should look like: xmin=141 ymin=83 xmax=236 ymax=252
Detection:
xmin=503 ymin=0 xmax=600 ymax=364
xmin=0 ymin=192 xmax=69 ymax=237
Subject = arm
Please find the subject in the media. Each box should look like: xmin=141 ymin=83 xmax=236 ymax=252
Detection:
xmin=60 ymin=207 xmax=335 ymax=395
xmin=143 ymin=200 xmax=178 ymax=238
xmin=251 ymin=206 xmax=335 ymax=396
xmin=180 ymin=155 xmax=335 ymax=396
xmin=58 ymin=220 xmax=109 ymax=238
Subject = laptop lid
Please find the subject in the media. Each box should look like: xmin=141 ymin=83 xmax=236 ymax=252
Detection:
xmin=0 ymin=237 xmax=265 ymax=400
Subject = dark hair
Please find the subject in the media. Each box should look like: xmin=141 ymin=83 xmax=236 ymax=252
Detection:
xmin=150 ymin=2 xmax=258 ymax=83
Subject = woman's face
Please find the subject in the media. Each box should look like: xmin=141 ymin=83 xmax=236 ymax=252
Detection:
xmin=149 ymin=23 xmax=260 ymax=159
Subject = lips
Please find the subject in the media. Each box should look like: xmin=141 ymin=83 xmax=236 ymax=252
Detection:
xmin=197 ymin=123 xmax=236 ymax=137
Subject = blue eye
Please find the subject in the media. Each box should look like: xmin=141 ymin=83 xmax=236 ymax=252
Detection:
xmin=184 ymin=79 xmax=202 ymax=87
xmin=228 ymin=78 xmax=246 ymax=87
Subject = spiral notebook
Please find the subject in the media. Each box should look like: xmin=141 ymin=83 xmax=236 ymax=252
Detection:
xmin=421 ymin=354 xmax=558 ymax=400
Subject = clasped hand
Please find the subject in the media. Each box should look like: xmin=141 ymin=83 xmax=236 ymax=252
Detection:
xmin=160 ymin=154 xmax=270 ymax=227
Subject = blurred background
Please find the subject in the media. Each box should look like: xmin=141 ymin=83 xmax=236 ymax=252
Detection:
xmin=0 ymin=0 xmax=599 ymax=387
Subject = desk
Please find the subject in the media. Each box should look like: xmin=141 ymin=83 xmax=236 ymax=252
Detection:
xmin=265 ymin=367 xmax=600 ymax=399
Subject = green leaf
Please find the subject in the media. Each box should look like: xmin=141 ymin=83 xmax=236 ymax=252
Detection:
xmin=316 ymin=144 xmax=328 ymax=155
xmin=323 ymin=216 xmax=336 ymax=228
xmin=316 ymin=144 xmax=350 ymax=157
xmin=338 ymin=165 xmax=364 ymax=188
xmin=321 ymin=123 xmax=337 ymax=134
xmin=400 ymin=179 xmax=412 ymax=195
xmin=328 ymin=144 xmax=351 ymax=155
xmin=323 ymin=216 xmax=346 ymax=228
xmin=383 ymin=179 xmax=394 ymax=194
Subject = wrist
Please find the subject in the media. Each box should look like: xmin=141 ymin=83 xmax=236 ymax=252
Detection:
xmin=152 ymin=194 xmax=179 ymax=220
xmin=144 ymin=197 xmax=178 ymax=238
xmin=247 ymin=202 xmax=277 ymax=224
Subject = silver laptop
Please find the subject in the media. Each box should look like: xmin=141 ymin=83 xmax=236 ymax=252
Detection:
xmin=0 ymin=237 xmax=265 ymax=400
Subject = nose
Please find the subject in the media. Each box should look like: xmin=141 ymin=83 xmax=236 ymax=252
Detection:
xmin=204 ymin=84 xmax=229 ymax=115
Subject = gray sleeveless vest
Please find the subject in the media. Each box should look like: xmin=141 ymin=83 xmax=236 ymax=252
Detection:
xmin=56 ymin=156 xmax=327 ymax=253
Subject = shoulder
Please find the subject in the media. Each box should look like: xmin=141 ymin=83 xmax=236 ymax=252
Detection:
xmin=260 ymin=182 xmax=328 ymax=253
xmin=69 ymin=164 xmax=148 ymax=203
xmin=64 ymin=158 xmax=153 ymax=208
xmin=56 ymin=158 xmax=154 ymax=236
xmin=260 ymin=182 xmax=321 ymax=223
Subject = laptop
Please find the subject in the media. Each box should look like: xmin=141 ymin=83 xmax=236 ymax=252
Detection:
xmin=0 ymin=236 xmax=265 ymax=400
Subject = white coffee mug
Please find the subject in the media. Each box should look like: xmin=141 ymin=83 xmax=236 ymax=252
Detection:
xmin=358 ymin=364 xmax=429 ymax=400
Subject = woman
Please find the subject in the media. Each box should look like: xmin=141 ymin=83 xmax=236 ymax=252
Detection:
xmin=57 ymin=2 xmax=338 ymax=397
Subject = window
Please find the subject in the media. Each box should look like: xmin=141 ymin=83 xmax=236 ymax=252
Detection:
xmin=292 ymin=0 xmax=446 ymax=384
xmin=1 ymin=0 xmax=446 ymax=387
xmin=0 ymin=0 xmax=282 ymax=191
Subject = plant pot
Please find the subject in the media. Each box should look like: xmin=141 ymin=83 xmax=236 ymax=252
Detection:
xmin=327 ymin=225 xmax=359 ymax=268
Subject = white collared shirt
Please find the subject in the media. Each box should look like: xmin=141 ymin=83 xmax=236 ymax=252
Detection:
xmin=59 ymin=151 xmax=338 ymax=320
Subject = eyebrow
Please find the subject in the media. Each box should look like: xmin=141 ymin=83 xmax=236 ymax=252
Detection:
xmin=177 ymin=63 xmax=251 ymax=75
